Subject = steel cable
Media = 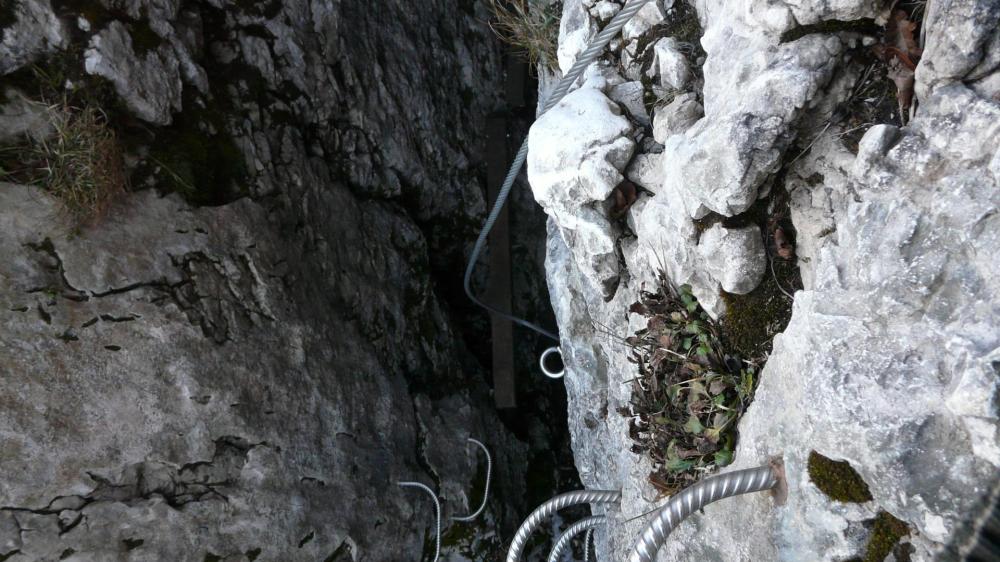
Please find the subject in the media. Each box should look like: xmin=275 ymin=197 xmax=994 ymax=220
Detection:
xmin=627 ymin=465 xmax=779 ymax=562
xmin=463 ymin=0 xmax=654 ymax=359
xmin=398 ymin=481 xmax=441 ymax=562
xmin=507 ymin=489 xmax=621 ymax=562
xmin=548 ymin=515 xmax=606 ymax=562
xmin=451 ymin=438 xmax=493 ymax=522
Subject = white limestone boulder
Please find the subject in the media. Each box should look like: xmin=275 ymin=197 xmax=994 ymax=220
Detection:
xmin=528 ymin=82 xmax=636 ymax=296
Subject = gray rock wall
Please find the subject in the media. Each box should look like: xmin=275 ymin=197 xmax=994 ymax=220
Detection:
xmin=0 ymin=0 xmax=534 ymax=560
xmin=534 ymin=0 xmax=1000 ymax=560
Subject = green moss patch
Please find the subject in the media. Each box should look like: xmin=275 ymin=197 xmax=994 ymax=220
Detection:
xmin=718 ymin=185 xmax=799 ymax=359
xmin=807 ymin=451 xmax=873 ymax=503
xmin=719 ymin=260 xmax=795 ymax=359
xmin=864 ymin=511 xmax=910 ymax=562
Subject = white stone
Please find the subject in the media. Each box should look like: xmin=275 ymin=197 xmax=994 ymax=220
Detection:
xmin=650 ymin=37 xmax=689 ymax=90
xmin=0 ymin=0 xmax=67 ymax=75
xmin=661 ymin=31 xmax=845 ymax=217
xmin=652 ymin=91 xmax=702 ymax=143
xmin=590 ymin=0 xmax=621 ymax=20
xmin=622 ymin=2 xmax=666 ymax=41
xmin=84 ymin=22 xmax=182 ymax=125
xmin=0 ymin=89 xmax=55 ymax=144
xmin=608 ymin=80 xmax=649 ymax=125
xmin=696 ymin=223 xmax=766 ymax=294
xmin=557 ymin=0 xmax=599 ymax=75
xmin=625 ymin=152 xmax=663 ymax=193
xmin=528 ymin=83 xmax=636 ymax=296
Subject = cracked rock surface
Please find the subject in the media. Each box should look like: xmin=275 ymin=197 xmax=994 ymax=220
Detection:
xmin=534 ymin=0 xmax=1000 ymax=560
xmin=0 ymin=0 xmax=543 ymax=560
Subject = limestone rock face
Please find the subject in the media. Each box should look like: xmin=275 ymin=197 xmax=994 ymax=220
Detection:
xmin=84 ymin=21 xmax=184 ymax=125
xmin=652 ymin=91 xmax=702 ymax=144
xmin=536 ymin=0 xmax=1000 ymax=560
xmin=663 ymin=32 xmax=845 ymax=218
xmin=0 ymin=0 xmax=66 ymax=75
xmin=528 ymin=81 xmax=636 ymax=297
xmin=650 ymin=37 xmax=689 ymax=90
xmin=0 ymin=0 xmax=535 ymax=560
xmin=696 ymin=224 xmax=765 ymax=295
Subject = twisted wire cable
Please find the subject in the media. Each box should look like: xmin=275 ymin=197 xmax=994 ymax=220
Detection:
xmin=507 ymin=489 xmax=622 ymax=562
xmin=547 ymin=515 xmax=606 ymax=562
xmin=583 ymin=527 xmax=593 ymax=562
xmin=398 ymin=481 xmax=441 ymax=562
xmin=464 ymin=0 xmax=654 ymax=345
xmin=627 ymin=465 xmax=779 ymax=562
xmin=451 ymin=438 xmax=493 ymax=522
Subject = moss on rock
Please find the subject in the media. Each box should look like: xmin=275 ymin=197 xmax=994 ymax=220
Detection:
xmin=807 ymin=451 xmax=873 ymax=503
xmin=718 ymin=183 xmax=798 ymax=359
xmin=864 ymin=511 xmax=910 ymax=562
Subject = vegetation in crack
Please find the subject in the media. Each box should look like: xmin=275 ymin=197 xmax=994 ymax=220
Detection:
xmin=637 ymin=1 xmax=705 ymax=114
xmin=1 ymin=2 xmax=250 ymax=210
xmin=787 ymin=3 xmax=926 ymax=156
xmin=0 ymin=51 xmax=129 ymax=228
xmin=621 ymin=275 xmax=760 ymax=496
xmin=863 ymin=511 xmax=911 ymax=562
xmin=440 ymin=442 xmax=503 ymax=560
xmin=486 ymin=0 xmax=562 ymax=71
xmin=139 ymin=89 xmax=249 ymax=207
xmin=0 ymin=101 xmax=127 ymax=227
xmin=695 ymin=181 xmax=799 ymax=360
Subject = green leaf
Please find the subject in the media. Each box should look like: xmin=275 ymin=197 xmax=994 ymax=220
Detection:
xmin=714 ymin=448 xmax=734 ymax=467
xmin=665 ymin=458 xmax=695 ymax=473
xmin=704 ymin=427 xmax=722 ymax=444
xmin=686 ymin=302 xmax=698 ymax=313
xmin=683 ymin=337 xmax=693 ymax=350
xmin=667 ymin=385 xmax=681 ymax=402
xmin=683 ymin=416 xmax=704 ymax=434
xmin=696 ymin=345 xmax=709 ymax=356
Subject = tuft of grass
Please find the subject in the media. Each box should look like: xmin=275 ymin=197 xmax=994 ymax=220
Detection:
xmin=1 ymin=101 xmax=126 ymax=226
xmin=807 ymin=451 xmax=873 ymax=503
xmin=487 ymin=0 xmax=561 ymax=71
xmin=622 ymin=274 xmax=760 ymax=496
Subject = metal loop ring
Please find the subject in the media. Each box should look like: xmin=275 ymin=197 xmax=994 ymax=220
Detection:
xmin=539 ymin=346 xmax=564 ymax=379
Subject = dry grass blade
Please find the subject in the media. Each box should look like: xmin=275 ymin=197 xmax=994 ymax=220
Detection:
xmin=22 ymin=103 xmax=126 ymax=226
xmin=487 ymin=0 xmax=561 ymax=71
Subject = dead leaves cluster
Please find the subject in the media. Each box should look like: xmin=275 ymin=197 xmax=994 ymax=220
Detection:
xmin=622 ymin=276 xmax=758 ymax=497
xmin=874 ymin=9 xmax=923 ymax=121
